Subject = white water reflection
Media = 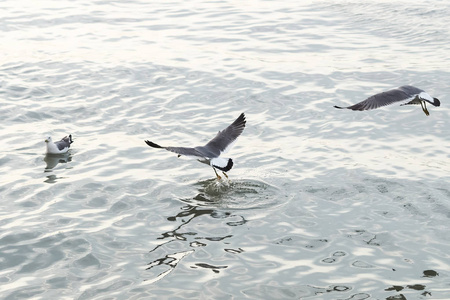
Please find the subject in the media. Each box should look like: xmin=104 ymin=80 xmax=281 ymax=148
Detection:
xmin=0 ymin=0 xmax=449 ymax=299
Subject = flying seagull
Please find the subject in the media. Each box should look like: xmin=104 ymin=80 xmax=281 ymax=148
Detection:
xmin=334 ymin=85 xmax=440 ymax=116
xmin=45 ymin=135 xmax=73 ymax=154
xmin=145 ymin=113 xmax=246 ymax=179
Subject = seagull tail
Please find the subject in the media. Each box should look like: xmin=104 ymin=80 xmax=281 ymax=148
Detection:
xmin=211 ymin=157 xmax=233 ymax=172
xmin=145 ymin=140 xmax=164 ymax=149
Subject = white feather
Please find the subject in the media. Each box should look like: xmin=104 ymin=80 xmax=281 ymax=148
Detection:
xmin=210 ymin=157 xmax=229 ymax=169
xmin=418 ymin=91 xmax=433 ymax=102
xmin=45 ymin=136 xmax=70 ymax=154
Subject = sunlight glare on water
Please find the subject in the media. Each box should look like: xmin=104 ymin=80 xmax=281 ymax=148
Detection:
xmin=0 ymin=0 xmax=449 ymax=299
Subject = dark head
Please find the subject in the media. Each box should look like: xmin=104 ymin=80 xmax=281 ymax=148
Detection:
xmin=213 ymin=158 xmax=233 ymax=172
xmin=433 ymin=98 xmax=441 ymax=107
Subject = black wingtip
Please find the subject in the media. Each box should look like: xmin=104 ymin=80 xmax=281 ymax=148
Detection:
xmin=145 ymin=140 xmax=163 ymax=148
xmin=235 ymin=113 xmax=246 ymax=127
xmin=68 ymin=134 xmax=73 ymax=144
xmin=334 ymin=105 xmax=345 ymax=109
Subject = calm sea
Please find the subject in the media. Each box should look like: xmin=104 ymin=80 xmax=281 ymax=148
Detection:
xmin=1 ymin=1 xmax=449 ymax=299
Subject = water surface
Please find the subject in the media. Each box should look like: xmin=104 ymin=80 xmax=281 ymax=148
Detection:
xmin=1 ymin=1 xmax=449 ymax=299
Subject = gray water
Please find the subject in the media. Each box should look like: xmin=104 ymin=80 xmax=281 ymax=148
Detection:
xmin=1 ymin=1 xmax=449 ymax=299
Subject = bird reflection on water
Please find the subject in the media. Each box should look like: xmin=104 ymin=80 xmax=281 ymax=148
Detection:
xmin=43 ymin=153 xmax=73 ymax=183
xmin=44 ymin=153 xmax=72 ymax=172
xmin=145 ymin=199 xmax=246 ymax=283
xmin=145 ymin=179 xmax=280 ymax=283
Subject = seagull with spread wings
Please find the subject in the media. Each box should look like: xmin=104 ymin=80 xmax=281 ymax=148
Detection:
xmin=334 ymin=85 xmax=440 ymax=116
xmin=145 ymin=113 xmax=246 ymax=179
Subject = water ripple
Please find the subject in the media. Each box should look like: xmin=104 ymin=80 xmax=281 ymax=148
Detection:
xmin=1 ymin=0 xmax=450 ymax=299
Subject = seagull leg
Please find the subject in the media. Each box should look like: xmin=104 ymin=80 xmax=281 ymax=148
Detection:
xmin=212 ymin=167 xmax=221 ymax=180
xmin=420 ymin=101 xmax=430 ymax=116
xmin=222 ymin=172 xmax=229 ymax=179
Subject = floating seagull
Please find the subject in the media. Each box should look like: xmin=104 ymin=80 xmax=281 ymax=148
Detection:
xmin=45 ymin=135 xmax=73 ymax=154
xmin=145 ymin=113 xmax=246 ymax=179
xmin=334 ymin=85 xmax=440 ymax=116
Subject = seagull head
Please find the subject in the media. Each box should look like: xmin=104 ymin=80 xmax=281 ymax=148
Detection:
xmin=433 ymin=98 xmax=441 ymax=107
xmin=45 ymin=136 xmax=52 ymax=143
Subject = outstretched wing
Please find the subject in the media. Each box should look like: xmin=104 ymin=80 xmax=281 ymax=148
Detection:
xmin=145 ymin=140 xmax=205 ymax=158
xmin=200 ymin=113 xmax=246 ymax=157
xmin=334 ymin=85 xmax=424 ymax=111
xmin=144 ymin=113 xmax=246 ymax=159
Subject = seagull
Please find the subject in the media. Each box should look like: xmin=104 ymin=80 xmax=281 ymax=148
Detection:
xmin=145 ymin=113 xmax=246 ymax=179
xmin=45 ymin=135 xmax=73 ymax=154
xmin=334 ymin=85 xmax=440 ymax=116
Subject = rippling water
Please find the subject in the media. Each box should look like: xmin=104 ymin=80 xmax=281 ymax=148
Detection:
xmin=1 ymin=1 xmax=449 ymax=299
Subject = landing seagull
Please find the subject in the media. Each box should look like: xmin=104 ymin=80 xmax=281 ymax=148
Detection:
xmin=45 ymin=135 xmax=73 ymax=154
xmin=334 ymin=85 xmax=440 ymax=116
xmin=145 ymin=113 xmax=246 ymax=179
